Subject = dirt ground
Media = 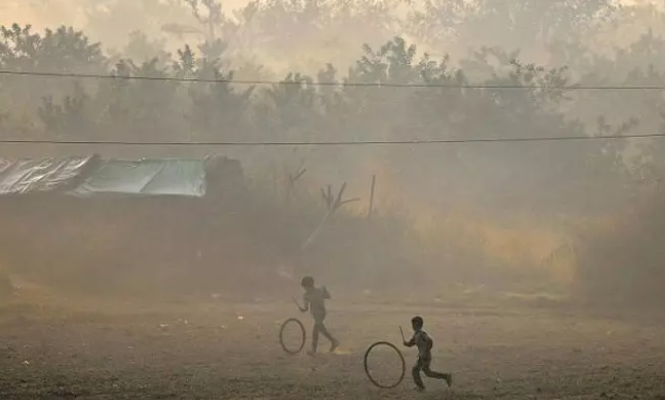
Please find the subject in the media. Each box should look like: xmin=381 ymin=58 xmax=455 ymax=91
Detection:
xmin=0 ymin=292 xmax=664 ymax=400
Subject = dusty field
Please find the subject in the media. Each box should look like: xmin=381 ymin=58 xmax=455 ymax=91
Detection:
xmin=0 ymin=294 xmax=664 ymax=400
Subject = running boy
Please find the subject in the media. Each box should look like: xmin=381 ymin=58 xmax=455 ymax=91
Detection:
xmin=403 ymin=316 xmax=452 ymax=391
xmin=297 ymin=276 xmax=340 ymax=355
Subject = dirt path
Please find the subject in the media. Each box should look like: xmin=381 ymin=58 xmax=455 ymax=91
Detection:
xmin=0 ymin=300 xmax=663 ymax=399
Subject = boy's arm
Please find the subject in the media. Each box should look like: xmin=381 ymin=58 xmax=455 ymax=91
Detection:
xmin=300 ymin=295 xmax=309 ymax=313
xmin=322 ymin=286 xmax=331 ymax=299
xmin=403 ymin=333 xmax=416 ymax=347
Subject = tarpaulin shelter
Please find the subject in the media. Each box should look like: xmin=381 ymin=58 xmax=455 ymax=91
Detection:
xmin=0 ymin=155 xmax=252 ymax=294
xmin=0 ymin=155 xmax=207 ymax=197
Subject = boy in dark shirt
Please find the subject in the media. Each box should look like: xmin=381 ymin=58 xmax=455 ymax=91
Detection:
xmin=403 ymin=316 xmax=452 ymax=391
xmin=297 ymin=276 xmax=340 ymax=355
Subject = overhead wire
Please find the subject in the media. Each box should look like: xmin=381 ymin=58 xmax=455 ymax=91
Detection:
xmin=1 ymin=133 xmax=664 ymax=147
xmin=1 ymin=69 xmax=663 ymax=146
xmin=1 ymin=69 xmax=665 ymax=90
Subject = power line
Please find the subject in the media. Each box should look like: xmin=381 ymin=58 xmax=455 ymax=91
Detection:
xmin=1 ymin=69 xmax=664 ymax=90
xmin=2 ymin=132 xmax=665 ymax=147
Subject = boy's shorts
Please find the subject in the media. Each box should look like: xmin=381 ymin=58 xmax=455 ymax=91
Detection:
xmin=312 ymin=311 xmax=327 ymax=323
xmin=415 ymin=353 xmax=433 ymax=369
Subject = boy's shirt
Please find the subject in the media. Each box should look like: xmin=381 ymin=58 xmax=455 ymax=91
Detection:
xmin=303 ymin=286 xmax=330 ymax=318
xmin=406 ymin=330 xmax=434 ymax=358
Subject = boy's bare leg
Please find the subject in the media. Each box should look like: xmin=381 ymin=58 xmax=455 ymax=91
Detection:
xmin=412 ymin=360 xmax=426 ymax=391
xmin=422 ymin=358 xmax=452 ymax=387
xmin=320 ymin=323 xmax=339 ymax=352
xmin=309 ymin=323 xmax=320 ymax=355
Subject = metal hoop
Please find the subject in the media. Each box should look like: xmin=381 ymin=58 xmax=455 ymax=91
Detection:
xmin=363 ymin=341 xmax=406 ymax=389
xmin=279 ymin=318 xmax=306 ymax=355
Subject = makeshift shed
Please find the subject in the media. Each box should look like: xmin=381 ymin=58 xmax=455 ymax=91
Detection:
xmin=0 ymin=155 xmax=252 ymax=294
xmin=0 ymin=155 xmax=207 ymax=197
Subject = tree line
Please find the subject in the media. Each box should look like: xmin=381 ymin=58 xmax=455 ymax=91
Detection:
xmin=1 ymin=0 xmax=665 ymax=304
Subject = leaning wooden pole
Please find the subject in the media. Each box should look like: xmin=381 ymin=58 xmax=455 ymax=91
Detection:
xmin=367 ymin=174 xmax=376 ymax=219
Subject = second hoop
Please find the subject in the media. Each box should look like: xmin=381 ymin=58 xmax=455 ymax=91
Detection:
xmin=279 ymin=317 xmax=306 ymax=355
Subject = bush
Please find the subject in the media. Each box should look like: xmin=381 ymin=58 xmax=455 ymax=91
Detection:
xmin=0 ymin=269 xmax=13 ymax=299
xmin=575 ymin=193 xmax=665 ymax=307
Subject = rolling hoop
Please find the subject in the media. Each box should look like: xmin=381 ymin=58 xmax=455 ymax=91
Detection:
xmin=364 ymin=341 xmax=406 ymax=389
xmin=279 ymin=318 xmax=306 ymax=355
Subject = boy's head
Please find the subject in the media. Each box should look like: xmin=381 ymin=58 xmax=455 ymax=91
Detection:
xmin=411 ymin=316 xmax=424 ymax=331
xmin=301 ymin=276 xmax=314 ymax=289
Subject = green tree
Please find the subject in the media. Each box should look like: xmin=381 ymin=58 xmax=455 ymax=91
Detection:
xmin=254 ymin=72 xmax=321 ymax=142
xmin=0 ymin=24 xmax=106 ymax=137
xmin=119 ymin=30 xmax=171 ymax=67
xmin=173 ymin=45 xmax=254 ymax=141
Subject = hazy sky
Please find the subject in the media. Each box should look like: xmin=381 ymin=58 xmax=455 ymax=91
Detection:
xmin=0 ymin=0 xmax=650 ymax=27
xmin=1 ymin=1 xmax=248 ymax=27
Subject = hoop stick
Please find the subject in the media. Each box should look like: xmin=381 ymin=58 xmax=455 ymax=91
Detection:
xmin=399 ymin=326 xmax=405 ymax=342
xmin=292 ymin=297 xmax=302 ymax=310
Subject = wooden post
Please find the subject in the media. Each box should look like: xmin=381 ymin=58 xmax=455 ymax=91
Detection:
xmin=367 ymin=175 xmax=376 ymax=219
